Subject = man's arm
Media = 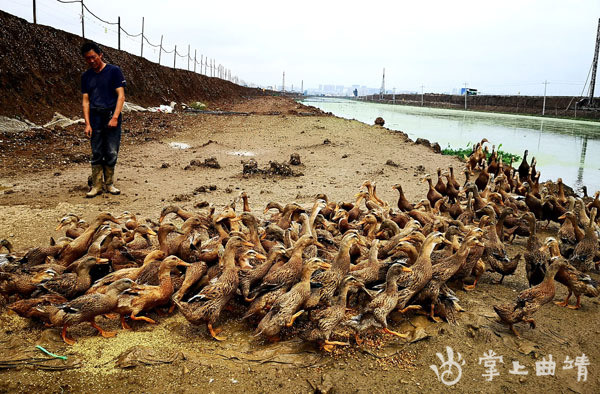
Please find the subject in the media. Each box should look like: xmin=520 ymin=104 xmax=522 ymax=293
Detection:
xmin=82 ymin=93 xmax=92 ymax=137
xmin=107 ymin=87 xmax=125 ymax=128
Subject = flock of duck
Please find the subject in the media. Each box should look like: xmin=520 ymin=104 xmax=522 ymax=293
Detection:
xmin=1 ymin=138 xmax=599 ymax=351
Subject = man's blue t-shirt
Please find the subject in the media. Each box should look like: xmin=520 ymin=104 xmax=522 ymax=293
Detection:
xmin=81 ymin=64 xmax=126 ymax=110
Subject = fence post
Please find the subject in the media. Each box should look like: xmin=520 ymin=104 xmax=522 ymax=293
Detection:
xmin=200 ymin=54 xmax=203 ymax=74
xmin=158 ymin=35 xmax=163 ymax=65
xmin=81 ymin=0 xmax=85 ymax=38
xmin=33 ymin=0 xmax=36 ymax=24
xmin=173 ymin=45 xmax=177 ymax=69
xmin=140 ymin=17 xmax=144 ymax=57
xmin=194 ymin=50 xmax=197 ymax=73
xmin=117 ymin=16 xmax=121 ymax=50
xmin=187 ymin=44 xmax=190 ymax=71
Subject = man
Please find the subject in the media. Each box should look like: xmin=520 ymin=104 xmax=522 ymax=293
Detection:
xmin=81 ymin=42 xmax=126 ymax=198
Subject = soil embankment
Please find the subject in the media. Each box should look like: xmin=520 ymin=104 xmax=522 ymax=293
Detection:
xmin=0 ymin=10 xmax=267 ymax=124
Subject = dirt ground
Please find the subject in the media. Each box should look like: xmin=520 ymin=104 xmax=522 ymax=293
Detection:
xmin=0 ymin=96 xmax=599 ymax=393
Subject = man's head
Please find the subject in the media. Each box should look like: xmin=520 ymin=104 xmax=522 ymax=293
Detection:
xmin=81 ymin=42 xmax=104 ymax=72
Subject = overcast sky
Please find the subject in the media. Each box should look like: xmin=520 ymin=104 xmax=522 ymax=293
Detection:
xmin=3 ymin=0 xmax=599 ymax=95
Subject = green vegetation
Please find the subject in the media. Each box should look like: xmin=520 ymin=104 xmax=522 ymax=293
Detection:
xmin=189 ymin=101 xmax=207 ymax=110
xmin=441 ymin=142 xmax=521 ymax=165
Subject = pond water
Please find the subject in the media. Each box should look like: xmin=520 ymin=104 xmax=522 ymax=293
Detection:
xmin=302 ymin=97 xmax=600 ymax=193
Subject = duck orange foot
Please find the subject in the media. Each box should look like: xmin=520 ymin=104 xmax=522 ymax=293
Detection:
xmin=322 ymin=339 xmax=349 ymax=352
xmin=208 ymin=323 xmax=225 ymax=341
xmin=120 ymin=315 xmax=131 ymax=330
xmin=286 ymin=310 xmax=304 ymax=327
xmin=61 ymin=325 xmax=76 ymax=345
xmin=91 ymin=321 xmax=116 ymax=338
xmin=130 ymin=313 xmax=156 ymax=324
xmin=382 ymin=327 xmax=409 ymax=338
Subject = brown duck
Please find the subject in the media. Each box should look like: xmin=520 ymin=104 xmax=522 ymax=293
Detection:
xmin=115 ymin=255 xmax=190 ymax=329
xmin=57 ymin=212 xmax=120 ymax=265
xmin=541 ymin=237 xmax=599 ymax=310
xmin=50 ymin=278 xmax=134 ymax=344
xmin=494 ymin=257 xmax=567 ymax=337
xmin=569 ymin=208 xmax=598 ymax=272
xmin=347 ymin=262 xmax=413 ymax=339
xmin=305 ymin=275 xmax=363 ymax=352
xmin=174 ymin=237 xmax=253 ymax=340
xmin=39 ymin=256 xmax=109 ymax=298
xmin=255 ymin=258 xmax=331 ymax=340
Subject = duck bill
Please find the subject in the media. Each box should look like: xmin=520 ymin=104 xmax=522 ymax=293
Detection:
xmin=177 ymin=261 xmax=192 ymax=267
xmin=229 ymin=216 xmax=242 ymax=223
xmin=242 ymin=241 xmax=255 ymax=247
xmin=557 ymin=214 xmax=566 ymax=220
xmin=96 ymin=258 xmax=110 ymax=264
xmin=159 ymin=216 xmax=166 ymax=224
xmin=475 ymin=240 xmax=485 ymax=247
xmin=441 ymin=238 xmax=453 ymax=245
xmin=55 ymin=222 xmax=65 ymax=231
xmin=318 ymin=262 xmax=332 ymax=270
xmin=254 ymin=252 xmax=267 ymax=261
xmin=314 ymin=241 xmax=326 ymax=248
xmin=401 ymin=266 xmax=413 ymax=272
xmin=147 ymin=229 xmax=157 ymax=236
xmin=539 ymin=245 xmax=549 ymax=252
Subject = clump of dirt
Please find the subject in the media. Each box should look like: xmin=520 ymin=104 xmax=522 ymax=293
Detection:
xmin=185 ymin=157 xmax=221 ymax=170
xmin=241 ymin=159 xmax=302 ymax=177
xmin=289 ymin=153 xmax=301 ymax=165
xmin=375 ymin=117 xmax=385 ymax=126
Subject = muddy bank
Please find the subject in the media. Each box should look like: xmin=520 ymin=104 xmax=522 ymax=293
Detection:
xmin=1 ymin=97 xmax=599 ymax=393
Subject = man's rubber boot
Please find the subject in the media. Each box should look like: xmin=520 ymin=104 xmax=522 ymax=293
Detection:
xmin=86 ymin=165 xmax=103 ymax=198
xmin=103 ymin=166 xmax=121 ymax=195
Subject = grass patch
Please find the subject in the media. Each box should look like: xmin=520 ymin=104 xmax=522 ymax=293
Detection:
xmin=441 ymin=142 xmax=521 ymax=165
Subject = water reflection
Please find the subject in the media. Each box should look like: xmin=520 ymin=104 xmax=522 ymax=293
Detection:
xmin=302 ymin=98 xmax=600 ymax=191
xmin=576 ymin=137 xmax=588 ymax=192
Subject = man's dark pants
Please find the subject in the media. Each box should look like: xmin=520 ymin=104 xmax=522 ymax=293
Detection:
xmin=90 ymin=108 xmax=121 ymax=166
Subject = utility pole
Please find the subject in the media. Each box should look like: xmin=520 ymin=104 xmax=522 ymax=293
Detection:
xmin=464 ymin=82 xmax=468 ymax=110
xmin=380 ymin=68 xmax=385 ymax=100
xmin=173 ymin=45 xmax=176 ymax=69
xmin=33 ymin=0 xmax=36 ymax=24
xmin=187 ymin=44 xmax=190 ymax=71
xmin=301 ymin=80 xmax=303 ymax=95
xmin=117 ymin=17 xmax=121 ymax=50
xmin=542 ymin=80 xmax=548 ymax=115
xmin=194 ymin=50 xmax=197 ymax=73
xmin=421 ymin=85 xmax=424 ymax=106
xmin=158 ymin=35 xmax=163 ymax=65
xmin=588 ymin=18 xmax=600 ymax=107
xmin=140 ymin=17 xmax=144 ymax=57
xmin=282 ymin=71 xmax=285 ymax=93
xmin=81 ymin=0 xmax=85 ymax=38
